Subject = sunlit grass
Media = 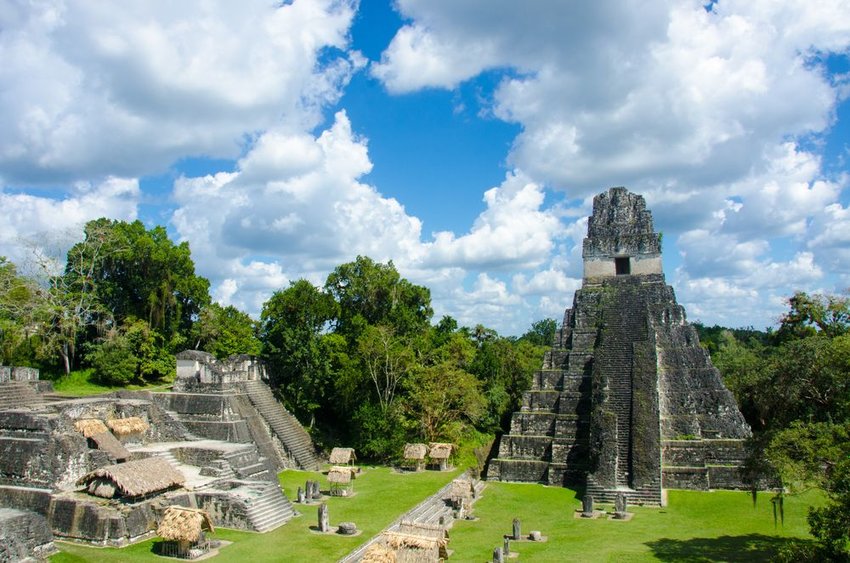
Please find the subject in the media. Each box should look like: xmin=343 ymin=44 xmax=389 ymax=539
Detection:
xmin=52 ymin=466 xmax=459 ymax=562
xmin=48 ymin=369 xmax=172 ymax=396
xmin=50 ymin=466 xmax=822 ymax=562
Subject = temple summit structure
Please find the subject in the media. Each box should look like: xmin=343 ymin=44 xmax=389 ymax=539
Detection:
xmin=487 ymin=187 xmax=752 ymax=505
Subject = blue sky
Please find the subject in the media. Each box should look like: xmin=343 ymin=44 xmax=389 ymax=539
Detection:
xmin=1 ymin=0 xmax=849 ymax=335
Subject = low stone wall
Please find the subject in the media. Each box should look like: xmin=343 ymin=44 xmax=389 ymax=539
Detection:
xmin=0 ymin=366 xmax=40 ymax=383
xmin=47 ymin=494 xmax=159 ymax=546
xmin=0 ymin=485 xmax=52 ymax=515
xmin=0 ymin=508 xmax=55 ymax=561
xmin=489 ymin=459 xmax=549 ymax=483
xmin=662 ymin=467 xmax=709 ymax=490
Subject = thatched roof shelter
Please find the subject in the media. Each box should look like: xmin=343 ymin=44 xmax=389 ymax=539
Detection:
xmin=397 ymin=520 xmax=448 ymax=540
xmin=329 ymin=447 xmax=356 ymax=465
xmin=428 ymin=443 xmax=453 ymax=460
xmin=157 ymin=506 xmax=214 ymax=543
xmin=89 ymin=431 xmax=131 ymax=462
xmin=448 ymin=479 xmax=474 ymax=503
xmin=403 ymin=443 xmax=427 ymax=461
xmin=74 ymin=418 xmax=109 ymax=438
xmin=327 ymin=466 xmax=354 ymax=485
xmin=383 ymin=530 xmax=449 ymax=560
xmin=78 ymin=457 xmax=185 ymax=499
xmin=362 ymin=543 xmax=397 ymax=563
xmin=106 ymin=416 xmax=149 ymax=436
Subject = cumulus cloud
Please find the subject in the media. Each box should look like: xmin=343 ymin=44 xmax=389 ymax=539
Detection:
xmin=423 ymin=172 xmax=561 ymax=270
xmin=0 ymin=177 xmax=139 ymax=265
xmin=170 ymin=111 xmax=571 ymax=329
xmin=373 ymin=0 xmax=850 ymax=329
xmin=0 ymin=0 xmax=358 ymax=184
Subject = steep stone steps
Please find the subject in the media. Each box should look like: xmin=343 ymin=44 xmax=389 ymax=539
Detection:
xmin=243 ymin=482 xmax=295 ymax=532
xmin=241 ymin=380 xmax=321 ymax=470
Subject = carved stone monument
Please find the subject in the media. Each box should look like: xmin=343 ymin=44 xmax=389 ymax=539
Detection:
xmin=581 ymin=494 xmax=594 ymax=518
xmin=318 ymin=503 xmax=329 ymax=533
xmin=487 ymin=187 xmax=752 ymax=504
xmin=512 ymin=517 xmax=521 ymax=540
xmin=614 ymin=493 xmax=628 ymax=519
xmin=493 ymin=546 xmax=504 ymax=563
xmin=297 ymin=486 xmax=305 ymax=504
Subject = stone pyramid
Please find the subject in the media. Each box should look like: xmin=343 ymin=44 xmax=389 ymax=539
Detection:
xmin=487 ymin=187 xmax=751 ymax=505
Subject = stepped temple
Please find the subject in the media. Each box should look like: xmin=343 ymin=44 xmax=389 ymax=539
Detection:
xmin=0 ymin=353 xmax=321 ymax=549
xmin=487 ymin=187 xmax=752 ymax=505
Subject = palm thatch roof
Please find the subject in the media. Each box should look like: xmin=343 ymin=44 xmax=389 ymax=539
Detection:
xmin=362 ymin=543 xmax=397 ymax=563
xmin=327 ymin=466 xmax=354 ymax=484
xmin=78 ymin=457 xmax=185 ymax=498
xmin=74 ymin=418 xmax=109 ymax=438
xmin=157 ymin=506 xmax=214 ymax=542
xmin=89 ymin=431 xmax=131 ymax=461
xmin=428 ymin=443 xmax=453 ymax=460
xmin=397 ymin=520 xmax=449 ymax=539
xmin=106 ymin=416 xmax=149 ymax=436
xmin=383 ymin=530 xmax=448 ymax=553
xmin=403 ymin=443 xmax=427 ymax=461
xmin=329 ymin=447 xmax=356 ymax=464
xmin=448 ymin=478 xmax=475 ymax=502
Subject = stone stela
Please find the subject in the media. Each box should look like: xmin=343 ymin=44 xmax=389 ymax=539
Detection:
xmin=487 ymin=187 xmax=752 ymax=505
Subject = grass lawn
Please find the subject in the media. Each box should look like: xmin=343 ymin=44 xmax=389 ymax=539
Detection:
xmin=51 ymin=466 xmax=460 ymax=562
xmin=48 ymin=369 xmax=172 ymax=396
xmin=449 ymin=483 xmax=822 ymax=562
xmin=49 ymin=470 xmax=822 ymax=563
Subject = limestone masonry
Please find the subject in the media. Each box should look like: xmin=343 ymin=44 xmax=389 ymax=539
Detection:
xmin=0 ymin=352 xmax=322 ymax=552
xmin=487 ymin=187 xmax=751 ymax=504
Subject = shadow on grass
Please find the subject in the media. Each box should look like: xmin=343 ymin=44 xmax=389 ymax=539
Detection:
xmin=646 ymin=533 xmax=815 ymax=562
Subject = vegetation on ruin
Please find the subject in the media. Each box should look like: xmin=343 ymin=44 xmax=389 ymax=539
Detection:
xmin=51 ymin=471 xmax=822 ymax=562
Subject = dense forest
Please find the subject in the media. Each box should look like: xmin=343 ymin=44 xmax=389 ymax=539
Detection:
xmin=0 ymin=218 xmax=551 ymax=464
xmin=1 ymin=218 xmax=848 ymax=560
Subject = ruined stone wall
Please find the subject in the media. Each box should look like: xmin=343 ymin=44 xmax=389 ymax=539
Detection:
xmin=0 ymin=508 xmax=55 ymax=561
xmin=0 ymin=366 xmax=40 ymax=382
xmin=174 ymin=351 xmax=265 ymax=391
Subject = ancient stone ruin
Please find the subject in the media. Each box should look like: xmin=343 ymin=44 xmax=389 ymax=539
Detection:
xmin=487 ymin=187 xmax=752 ymax=504
xmin=0 ymin=352 xmax=322 ymax=549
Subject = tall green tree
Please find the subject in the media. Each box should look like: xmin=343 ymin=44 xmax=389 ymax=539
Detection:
xmin=324 ymin=256 xmax=432 ymax=337
xmin=66 ymin=219 xmax=210 ymax=347
xmin=0 ymin=257 xmax=41 ymax=365
xmin=521 ymin=318 xmax=559 ymax=346
xmin=192 ymin=303 xmax=261 ymax=359
xmin=713 ymin=292 xmax=850 ymax=561
xmin=260 ymin=280 xmax=337 ymax=424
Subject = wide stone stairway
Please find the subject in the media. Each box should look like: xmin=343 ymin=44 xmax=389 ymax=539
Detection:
xmin=586 ymin=279 xmax=663 ymax=505
xmin=0 ymin=382 xmax=43 ymax=411
xmin=240 ymin=380 xmax=321 ymax=471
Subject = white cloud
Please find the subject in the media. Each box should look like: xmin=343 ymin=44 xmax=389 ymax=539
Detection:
xmin=374 ymin=0 xmax=850 ymax=330
xmin=0 ymin=0 xmax=358 ymax=184
xmin=423 ymin=172 xmax=562 ymax=270
xmin=170 ymin=112 xmax=572 ymax=331
xmin=0 ymin=177 xmax=139 ymax=265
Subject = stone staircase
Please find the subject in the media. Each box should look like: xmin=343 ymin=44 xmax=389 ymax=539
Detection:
xmin=587 ymin=278 xmax=662 ymax=505
xmin=0 ymin=382 xmax=43 ymax=411
xmin=240 ymin=380 xmax=321 ymax=471
xmin=339 ymin=478 xmax=485 ymax=563
xmin=243 ymin=481 xmax=296 ymax=532
xmin=221 ymin=447 xmax=274 ymax=481
xmin=487 ymin=301 xmax=594 ymax=486
xmin=598 ymin=287 xmax=647 ymax=488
